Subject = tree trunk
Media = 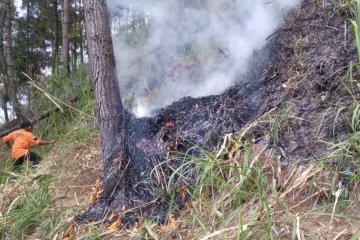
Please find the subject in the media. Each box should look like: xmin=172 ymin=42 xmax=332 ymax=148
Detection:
xmin=83 ymin=0 xmax=125 ymax=163
xmin=79 ymin=36 xmax=84 ymax=64
xmin=26 ymin=0 xmax=30 ymax=72
xmin=77 ymin=0 xmax=84 ymax=65
xmin=0 ymin=3 xmax=5 ymax=75
xmin=4 ymin=0 xmax=22 ymax=120
xmin=53 ymin=0 xmax=60 ymax=70
xmin=0 ymin=4 xmax=9 ymax=123
xmin=1 ymin=100 xmax=9 ymax=123
xmin=72 ymin=0 xmax=78 ymax=66
xmin=62 ymin=0 xmax=70 ymax=73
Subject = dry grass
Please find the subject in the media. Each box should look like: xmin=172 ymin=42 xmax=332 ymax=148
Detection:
xmin=48 ymin=139 xmax=102 ymax=210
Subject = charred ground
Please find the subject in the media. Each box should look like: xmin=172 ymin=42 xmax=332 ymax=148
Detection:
xmin=258 ymin=0 xmax=357 ymax=160
xmin=79 ymin=0 xmax=358 ymax=229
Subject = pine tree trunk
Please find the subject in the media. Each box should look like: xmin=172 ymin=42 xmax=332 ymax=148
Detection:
xmin=72 ymin=0 xmax=78 ymax=66
xmin=0 ymin=5 xmax=9 ymax=122
xmin=0 ymin=3 xmax=5 ymax=75
xmin=26 ymin=0 xmax=30 ymax=72
xmin=53 ymin=0 xmax=60 ymax=70
xmin=83 ymin=0 xmax=125 ymax=163
xmin=79 ymin=0 xmax=84 ymax=64
xmin=79 ymin=36 xmax=84 ymax=64
xmin=62 ymin=0 xmax=70 ymax=73
xmin=4 ymin=0 xmax=22 ymax=120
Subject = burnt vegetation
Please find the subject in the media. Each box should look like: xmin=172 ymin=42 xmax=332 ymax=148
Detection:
xmin=78 ymin=0 xmax=359 ymax=230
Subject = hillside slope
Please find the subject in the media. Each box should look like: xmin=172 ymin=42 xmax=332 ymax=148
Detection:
xmin=0 ymin=1 xmax=359 ymax=239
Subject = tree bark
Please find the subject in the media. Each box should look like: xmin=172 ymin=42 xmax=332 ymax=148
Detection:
xmin=78 ymin=0 xmax=84 ymax=65
xmin=4 ymin=0 xmax=22 ymax=120
xmin=0 ymin=5 xmax=9 ymax=122
xmin=62 ymin=0 xmax=70 ymax=73
xmin=72 ymin=0 xmax=78 ymax=66
xmin=1 ymin=100 xmax=9 ymax=123
xmin=26 ymin=0 xmax=31 ymax=72
xmin=0 ymin=3 xmax=6 ymax=75
xmin=83 ymin=0 xmax=125 ymax=162
xmin=53 ymin=0 xmax=60 ymax=70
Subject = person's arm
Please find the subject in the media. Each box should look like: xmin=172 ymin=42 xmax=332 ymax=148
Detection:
xmin=3 ymin=132 xmax=14 ymax=149
xmin=27 ymin=133 xmax=55 ymax=146
xmin=39 ymin=140 xmax=56 ymax=145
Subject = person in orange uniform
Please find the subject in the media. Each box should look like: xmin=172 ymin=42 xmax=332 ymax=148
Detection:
xmin=3 ymin=120 xmax=55 ymax=170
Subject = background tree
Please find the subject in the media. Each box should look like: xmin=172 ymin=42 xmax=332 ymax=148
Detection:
xmin=14 ymin=1 xmax=53 ymax=78
xmin=70 ymin=0 xmax=85 ymax=66
xmin=62 ymin=0 xmax=70 ymax=73
xmin=53 ymin=0 xmax=60 ymax=69
xmin=0 ymin=1 xmax=10 ymax=122
xmin=4 ymin=0 xmax=22 ymax=120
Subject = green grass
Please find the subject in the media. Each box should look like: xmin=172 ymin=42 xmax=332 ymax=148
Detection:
xmin=268 ymin=102 xmax=291 ymax=148
xmin=0 ymin=157 xmax=14 ymax=184
xmin=349 ymin=0 xmax=360 ymax=63
xmin=318 ymin=62 xmax=360 ymax=183
xmin=33 ymin=65 xmax=96 ymax=143
xmin=0 ymin=176 xmax=52 ymax=238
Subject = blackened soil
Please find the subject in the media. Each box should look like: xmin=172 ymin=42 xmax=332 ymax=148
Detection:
xmin=78 ymin=0 xmax=358 ymax=225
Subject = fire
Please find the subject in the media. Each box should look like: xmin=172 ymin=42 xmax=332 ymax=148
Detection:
xmin=165 ymin=120 xmax=175 ymax=129
xmin=61 ymin=223 xmax=76 ymax=240
xmin=107 ymin=216 xmax=124 ymax=230
xmin=88 ymin=179 xmax=103 ymax=205
xmin=157 ymin=214 xmax=178 ymax=234
xmin=179 ymin=186 xmax=188 ymax=201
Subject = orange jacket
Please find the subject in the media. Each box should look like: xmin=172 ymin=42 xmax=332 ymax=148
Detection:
xmin=3 ymin=129 xmax=42 ymax=159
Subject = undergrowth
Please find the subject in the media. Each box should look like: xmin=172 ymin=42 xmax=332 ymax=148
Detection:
xmin=0 ymin=176 xmax=51 ymax=238
xmin=108 ymin=123 xmax=359 ymax=240
xmin=0 ymin=65 xmax=97 ymax=239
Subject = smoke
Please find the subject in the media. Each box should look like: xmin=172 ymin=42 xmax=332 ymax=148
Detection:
xmin=109 ymin=0 xmax=301 ymax=117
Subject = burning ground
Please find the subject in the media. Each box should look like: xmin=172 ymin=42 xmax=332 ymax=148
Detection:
xmin=1 ymin=0 xmax=360 ymax=239
xmin=75 ymin=0 xmax=360 ymax=237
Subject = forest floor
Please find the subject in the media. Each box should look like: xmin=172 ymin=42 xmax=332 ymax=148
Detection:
xmin=0 ymin=0 xmax=360 ymax=239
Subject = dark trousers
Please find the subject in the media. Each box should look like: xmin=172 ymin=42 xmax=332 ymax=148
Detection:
xmin=13 ymin=152 xmax=42 ymax=170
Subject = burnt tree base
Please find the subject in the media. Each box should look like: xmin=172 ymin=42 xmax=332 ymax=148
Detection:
xmin=76 ymin=82 xmax=260 ymax=224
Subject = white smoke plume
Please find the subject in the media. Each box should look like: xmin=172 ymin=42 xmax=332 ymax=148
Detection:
xmin=108 ymin=0 xmax=301 ymax=117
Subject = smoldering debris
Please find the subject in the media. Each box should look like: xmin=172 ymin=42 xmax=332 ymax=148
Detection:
xmin=76 ymin=78 xmax=260 ymax=224
xmin=77 ymin=0 xmax=359 ymax=228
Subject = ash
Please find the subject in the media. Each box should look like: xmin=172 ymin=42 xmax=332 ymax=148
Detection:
xmin=78 ymin=81 xmax=261 ymax=225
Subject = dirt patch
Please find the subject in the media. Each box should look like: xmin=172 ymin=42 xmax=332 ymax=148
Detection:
xmin=47 ymin=136 xmax=102 ymax=210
